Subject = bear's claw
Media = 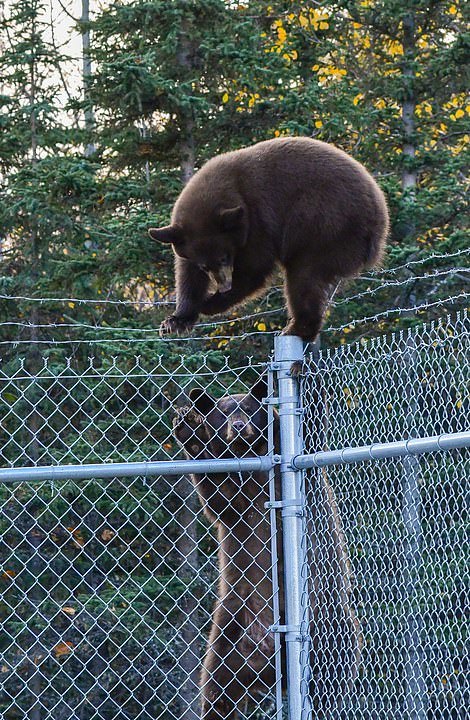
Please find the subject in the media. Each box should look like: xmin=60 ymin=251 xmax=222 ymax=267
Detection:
xmin=159 ymin=315 xmax=195 ymax=336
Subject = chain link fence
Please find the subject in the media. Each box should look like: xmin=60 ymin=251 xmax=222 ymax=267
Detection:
xmin=0 ymin=310 xmax=468 ymax=719
xmin=300 ymin=310 xmax=468 ymax=719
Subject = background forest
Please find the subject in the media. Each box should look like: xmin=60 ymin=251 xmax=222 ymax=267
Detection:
xmin=0 ymin=1 xmax=468 ymax=719
xmin=0 ymin=0 xmax=468 ymax=366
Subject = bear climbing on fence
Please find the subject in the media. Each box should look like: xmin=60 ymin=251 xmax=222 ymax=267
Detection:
xmin=173 ymin=380 xmax=361 ymax=718
xmin=150 ymin=136 xmax=389 ymax=341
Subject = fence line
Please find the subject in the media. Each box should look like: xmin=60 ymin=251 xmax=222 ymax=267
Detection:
xmin=0 ymin=292 xmax=470 ymax=346
xmin=1 ymin=244 xmax=468 ymax=308
xmin=1 ymin=265 xmax=467 ymax=337
xmin=0 ymin=310 xmax=468 ymax=720
xmin=325 ymin=290 xmax=469 ymax=331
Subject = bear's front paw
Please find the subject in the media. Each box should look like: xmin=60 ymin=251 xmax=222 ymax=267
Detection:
xmin=159 ymin=315 xmax=196 ymax=336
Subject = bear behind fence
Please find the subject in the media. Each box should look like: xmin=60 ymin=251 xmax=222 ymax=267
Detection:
xmin=173 ymin=381 xmax=360 ymax=718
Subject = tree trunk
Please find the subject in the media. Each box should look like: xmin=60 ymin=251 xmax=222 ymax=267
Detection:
xmin=180 ymin=113 xmax=196 ymax=186
xmin=81 ymin=0 xmax=95 ymax=157
xmin=401 ymin=12 xmax=417 ymax=196
xmin=177 ymin=16 xmax=196 ymax=186
xmin=174 ymin=12 xmax=201 ymax=719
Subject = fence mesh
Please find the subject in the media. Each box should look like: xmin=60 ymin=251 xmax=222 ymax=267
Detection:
xmin=0 ymin=310 xmax=468 ymax=719
xmin=300 ymin=310 xmax=468 ymax=719
xmin=0 ymin=355 xmax=264 ymax=467
xmin=0 ymin=357 xmax=283 ymax=719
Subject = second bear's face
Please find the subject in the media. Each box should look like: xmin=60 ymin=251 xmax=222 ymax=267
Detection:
xmin=189 ymin=381 xmax=269 ymax=458
xmin=148 ymin=206 xmax=246 ymax=293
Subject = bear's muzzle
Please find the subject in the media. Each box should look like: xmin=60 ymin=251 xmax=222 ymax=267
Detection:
xmin=211 ymin=265 xmax=233 ymax=293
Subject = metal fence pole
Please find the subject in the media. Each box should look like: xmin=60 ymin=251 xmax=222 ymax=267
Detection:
xmin=273 ymin=335 xmax=310 ymax=720
xmin=266 ymin=364 xmax=284 ymax=720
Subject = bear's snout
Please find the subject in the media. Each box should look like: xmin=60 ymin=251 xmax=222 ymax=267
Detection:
xmin=211 ymin=265 xmax=233 ymax=293
xmin=225 ymin=413 xmax=255 ymax=442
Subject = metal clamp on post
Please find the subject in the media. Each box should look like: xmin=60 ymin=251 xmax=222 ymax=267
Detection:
xmin=278 ymin=405 xmax=303 ymax=417
xmin=262 ymin=395 xmax=279 ymax=406
xmin=264 ymin=499 xmax=303 ymax=510
xmin=265 ymin=499 xmax=304 ymax=519
xmin=263 ymin=395 xmax=299 ymax=406
xmin=270 ymin=624 xmax=303 ymax=643
xmin=268 ymin=360 xmax=297 ymax=374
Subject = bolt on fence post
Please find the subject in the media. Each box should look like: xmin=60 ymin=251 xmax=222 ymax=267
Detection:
xmin=274 ymin=335 xmax=310 ymax=720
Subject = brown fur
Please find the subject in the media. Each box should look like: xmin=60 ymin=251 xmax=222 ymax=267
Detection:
xmin=150 ymin=137 xmax=389 ymax=340
xmin=173 ymin=381 xmax=360 ymax=718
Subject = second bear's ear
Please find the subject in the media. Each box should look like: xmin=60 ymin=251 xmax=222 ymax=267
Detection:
xmin=218 ymin=206 xmax=244 ymax=232
xmin=148 ymin=225 xmax=184 ymax=245
xmin=189 ymin=388 xmax=215 ymax=414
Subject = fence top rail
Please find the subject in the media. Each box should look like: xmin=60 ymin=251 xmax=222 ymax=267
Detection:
xmin=293 ymin=431 xmax=470 ymax=470
xmin=0 ymin=455 xmax=275 ymax=483
xmin=1 ymin=430 xmax=468 ymax=483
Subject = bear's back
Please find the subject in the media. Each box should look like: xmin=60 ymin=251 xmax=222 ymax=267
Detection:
xmin=182 ymin=137 xmax=378 ymax=191
xmin=173 ymin=137 xmax=387 ymax=241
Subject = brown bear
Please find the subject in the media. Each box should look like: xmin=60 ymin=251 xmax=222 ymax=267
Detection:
xmin=173 ymin=381 xmax=360 ymax=718
xmin=150 ymin=137 xmax=389 ymax=340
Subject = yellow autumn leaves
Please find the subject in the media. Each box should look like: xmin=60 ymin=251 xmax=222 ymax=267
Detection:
xmin=311 ymin=63 xmax=347 ymax=83
xmin=268 ymin=20 xmax=298 ymax=63
xmin=296 ymin=8 xmax=329 ymax=31
xmin=445 ymin=94 xmax=468 ymax=121
xmin=386 ymin=40 xmax=403 ymax=57
xmin=220 ymin=1 xmax=467 ymax=155
xmin=221 ymin=89 xmax=260 ymax=112
xmin=216 ymin=320 xmax=267 ymax=349
xmin=221 ymin=6 xmax=346 ymax=107
xmin=267 ymin=8 xmax=330 ymax=62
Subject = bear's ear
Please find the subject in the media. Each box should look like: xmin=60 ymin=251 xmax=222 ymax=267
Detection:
xmin=189 ymin=387 xmax=215 ymax=414
xmin=250 ymin=377 xmax=268 ymax=402
xmin=148 ymin=225 xmax=184 ymax=245
xmin=218 ymin=206 xmax=244 ymax=232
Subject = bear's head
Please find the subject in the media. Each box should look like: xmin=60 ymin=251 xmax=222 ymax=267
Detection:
xmin=188 ymin=379 xmax=270 ymax=458
xmin=148 ymin=205 xmax=246 ymax=294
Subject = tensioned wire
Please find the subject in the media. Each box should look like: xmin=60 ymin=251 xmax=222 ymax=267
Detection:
xmin=0 ymin=247 xmax=467 ymax=309
xmin=0 ymin=291 xmax=468 ymax=344
xmin=1 ymin=265 xmax=467 ymax=334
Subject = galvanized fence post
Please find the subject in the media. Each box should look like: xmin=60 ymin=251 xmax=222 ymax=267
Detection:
xmin=273 ymin=335 xmax=310 ymax=719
